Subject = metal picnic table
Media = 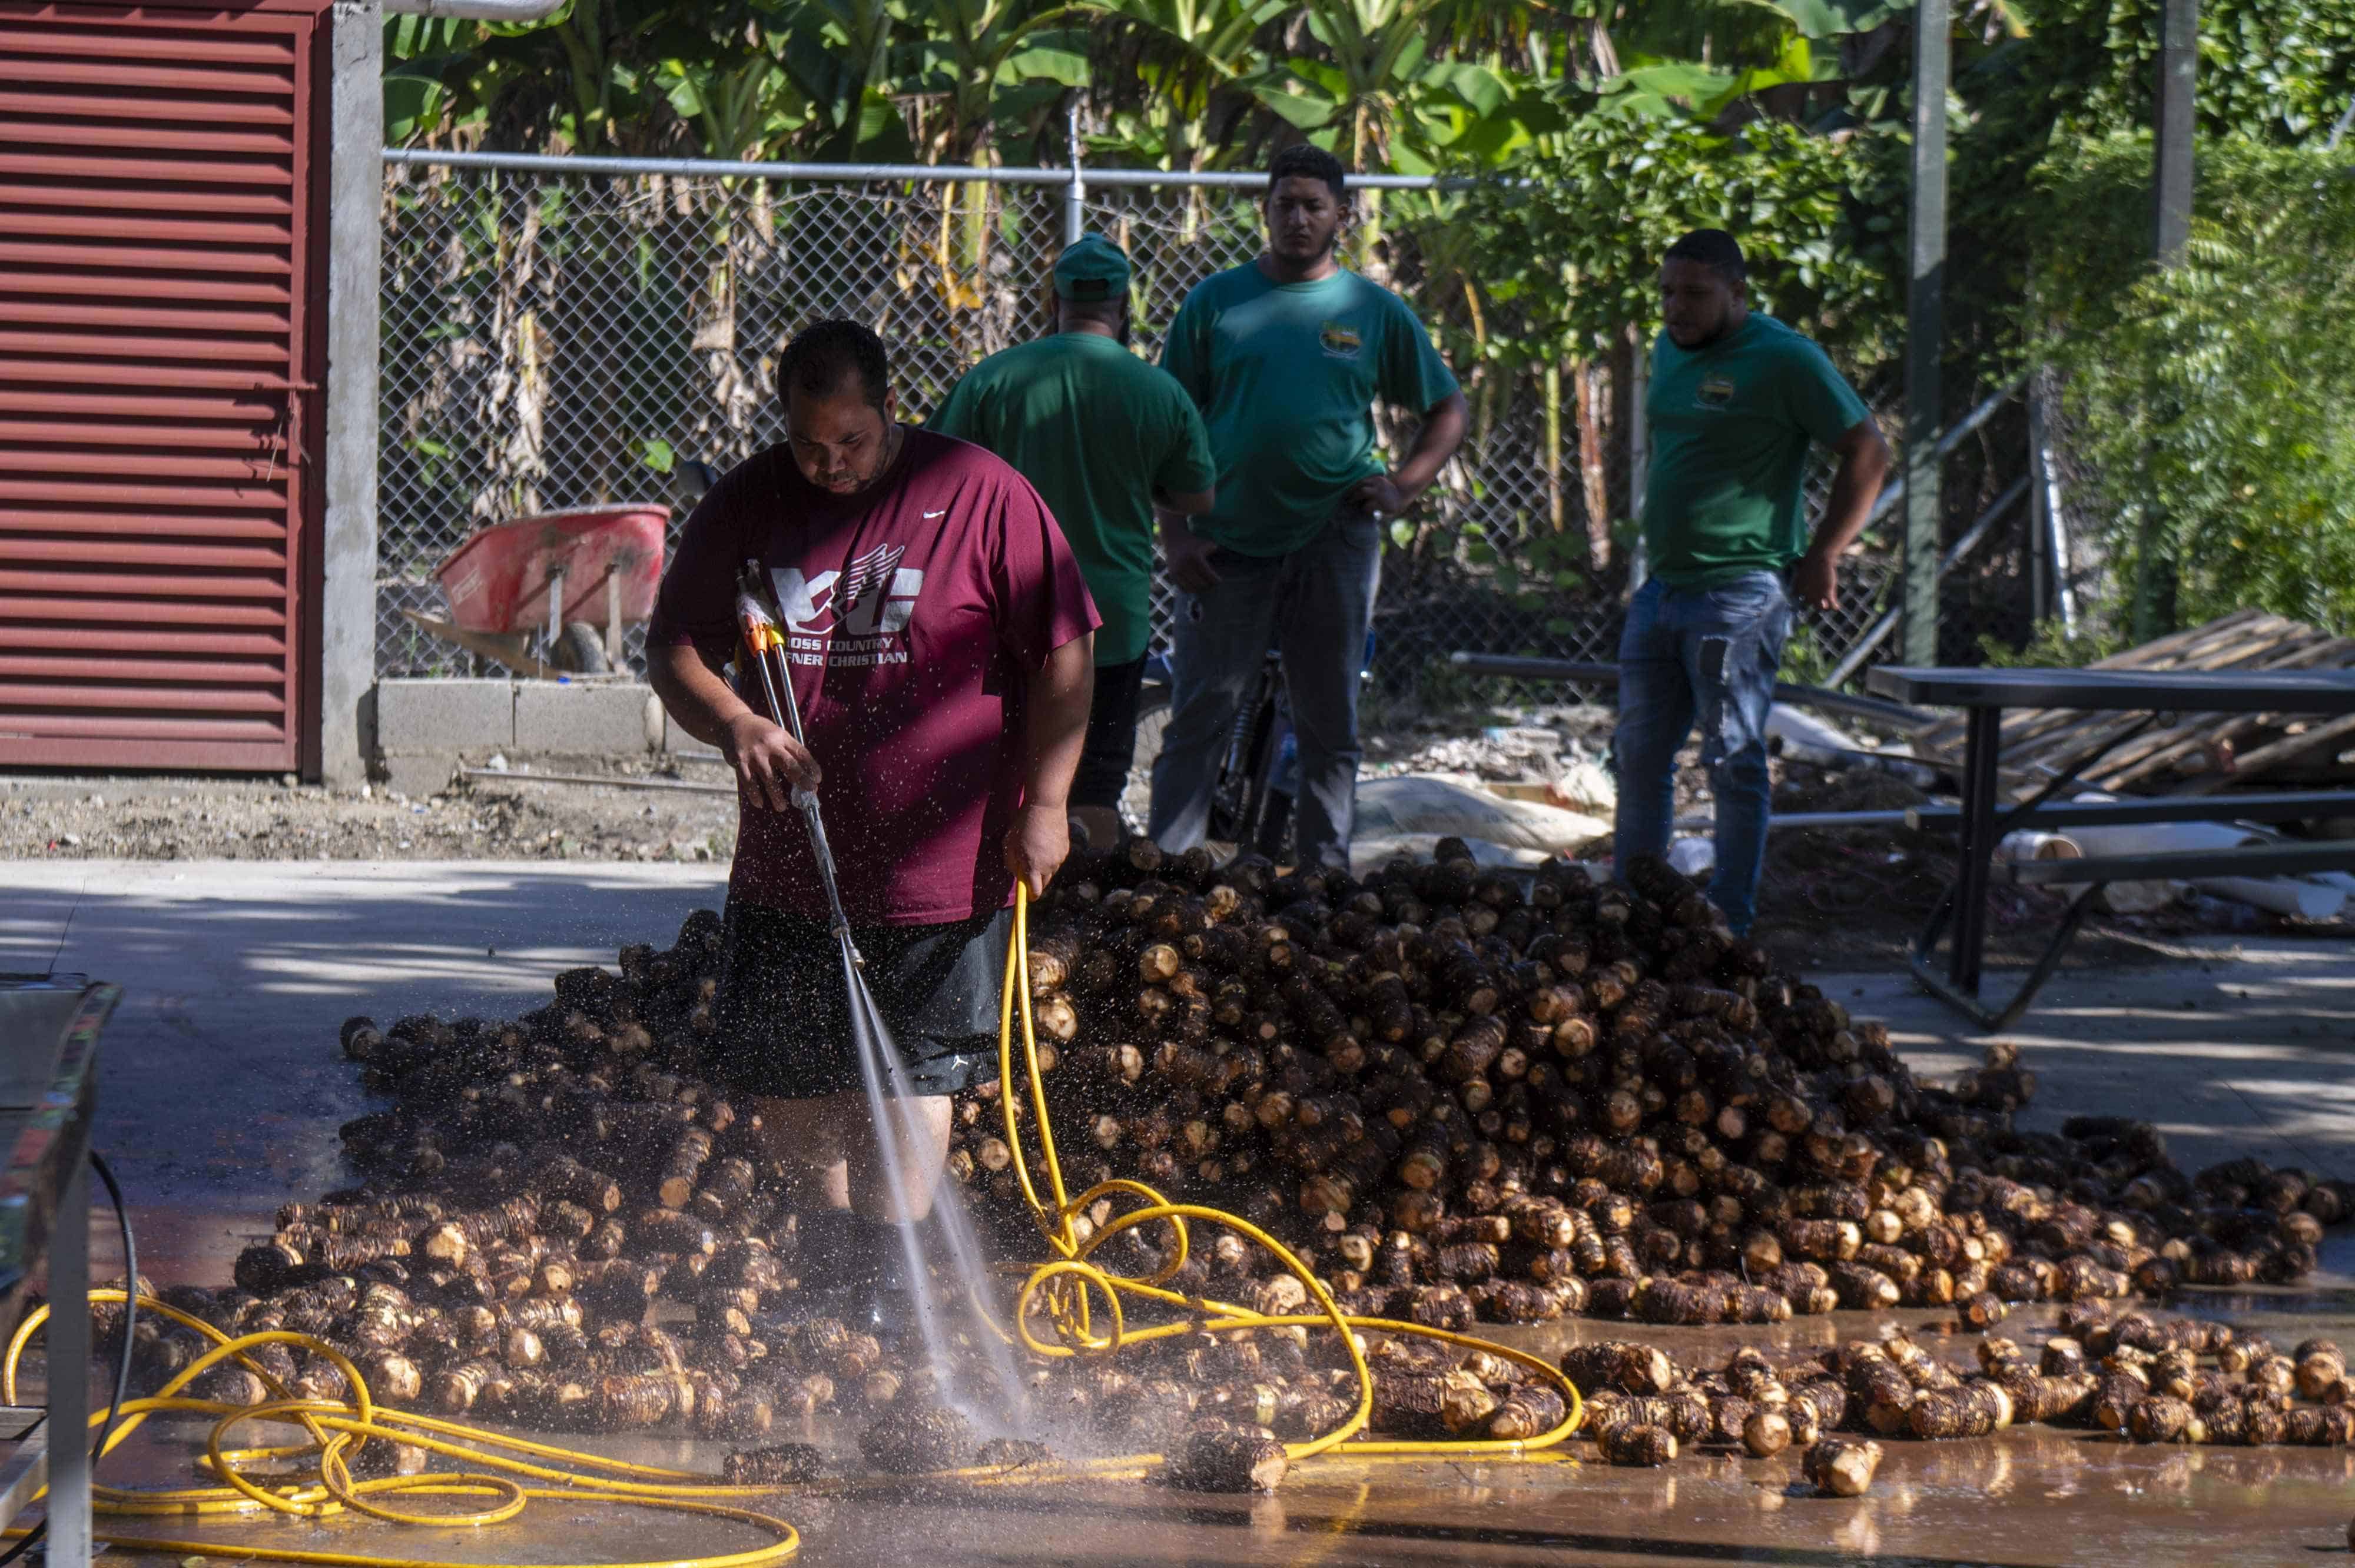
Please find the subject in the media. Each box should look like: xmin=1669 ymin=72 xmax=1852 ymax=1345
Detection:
xmin=1864 ymin=666 xmax=2355 ymax=1031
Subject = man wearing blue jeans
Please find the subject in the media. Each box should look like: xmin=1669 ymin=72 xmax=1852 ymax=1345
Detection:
xmin=1616 ymin=229 xmax=1890 ymax=933
xmin=1150 ymin=145 xmax=1468 ymax=869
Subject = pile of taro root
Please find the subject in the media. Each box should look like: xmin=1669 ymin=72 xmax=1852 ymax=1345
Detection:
xmin=109 ymin=839 xmax=2355 ymax=1490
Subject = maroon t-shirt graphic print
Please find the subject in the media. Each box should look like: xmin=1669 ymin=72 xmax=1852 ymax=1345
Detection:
xmin=651 ymin=428 xmax=1098 ymax=925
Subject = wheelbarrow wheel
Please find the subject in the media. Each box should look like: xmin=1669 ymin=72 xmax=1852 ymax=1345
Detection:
xmin=550 ymin=621 xmax=612 ymax=675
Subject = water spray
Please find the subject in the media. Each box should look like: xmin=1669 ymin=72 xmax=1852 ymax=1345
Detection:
xmin=734 ymin=564 xmax=1029 ymax=1428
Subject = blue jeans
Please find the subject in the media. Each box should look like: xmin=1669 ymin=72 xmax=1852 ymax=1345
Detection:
xmin=1613 ymin=572 xmax=1793 ymax=934
xmin=1149 ymin=516 xmax=1381 ymax=871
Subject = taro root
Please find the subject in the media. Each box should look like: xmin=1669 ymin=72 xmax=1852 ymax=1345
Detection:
xmin=1561 ymin=1342 xmax=1676 ymax=1397
xmin=860 ymin=1403 xmax=978 ymax=1474
xmin=1159 ymin=1426 xmax=1290 ymax=1492
xmin=172 ymin=852 xmax=2355 ymax=1477
xmin=1803 ymin=1439 xmax=1883 ymax=1497
xmin=2127 ymin=1395 xmax=2203 ymax=1445
xmin=1742 ymin=1409 xmax=1792 ymax=1457
xmin=1906 ymin=1383 xmax=2011 ymax=1441
xmin=2093 ymin=1373 xmax=2149 ymax=1433
xmin=1487 ymin=1384 xmax=1567 ymax=1442
xmin=1597 ymin=1423 xmax=1677 ymax=1466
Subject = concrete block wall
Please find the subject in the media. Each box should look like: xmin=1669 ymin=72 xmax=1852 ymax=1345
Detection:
xmin=374 ymin=679 xmax=668 ymax=795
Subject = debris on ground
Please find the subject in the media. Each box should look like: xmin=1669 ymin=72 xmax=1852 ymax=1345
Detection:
xmin=1911 ymin=609 xmax=2355 ymax=796
xmin=1 ymin=758 xmax=739 ymax=864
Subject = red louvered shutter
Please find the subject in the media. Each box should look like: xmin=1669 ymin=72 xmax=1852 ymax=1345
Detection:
xmin=0 ymin=0 xmax=329 ymax=771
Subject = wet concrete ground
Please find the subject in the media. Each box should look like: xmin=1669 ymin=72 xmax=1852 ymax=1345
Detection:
xmin=55 ymin=1302 xmax=2355 ymax=1568
xmin=63 ymin=1430 xmax=2355 ymax=1567
xmin=6 ymin=861 xmax=2355 ymax=1564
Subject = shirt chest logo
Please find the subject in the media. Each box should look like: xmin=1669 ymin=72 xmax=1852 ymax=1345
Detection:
xmin=1696 ymin=374 xmax=1737 ymax=410
xmin=774 ymin=542 xmax=921 ymax=655
xmin=1319 ymin=321 xmax=1363 ymax=360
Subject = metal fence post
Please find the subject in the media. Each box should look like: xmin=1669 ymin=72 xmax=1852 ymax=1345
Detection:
xmin=2029 ymin=388 xmax=2078 ymax=634
xmin=2153 ymin=0 xmax=2197 ymax=264
xmin=1063 ymin=107 xmax=1086 ymax=249
xmin=1628 ymin=331 xmax=1648 ymax=593
xmin=2135 ymin=0 xmax=2197 ymax=639
xmin=1902 ymin=0 xmax=1949 ymax=666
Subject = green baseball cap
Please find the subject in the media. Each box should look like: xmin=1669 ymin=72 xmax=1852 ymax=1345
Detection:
xmin=1053 ymin=234 xmax=1130 ymax=302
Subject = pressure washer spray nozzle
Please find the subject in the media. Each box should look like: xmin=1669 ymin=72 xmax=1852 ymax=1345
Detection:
xmin=735 ymin=591 xmax=782 ymax=655
xmin=737 ymin=559 xmax=864 ymax=965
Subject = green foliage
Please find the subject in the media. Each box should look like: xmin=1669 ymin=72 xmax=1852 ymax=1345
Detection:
xmin=2004 ymin=0 xmax=2355 ymax=147
xmin=376 ymin=0 xmax=2355 ymax=649
xmin=1975 ymin=619 xmax=2127 ymax=667
xmin=1462 ymin=114 xmax=1898 ymax=366
xmin=382 ymin=0 xmax=2355 ymax=178
xmin=2034 ymin=137 xmax=2355 ymax=634
xmin=1777 ymin=621 xmax=1839 ymax=686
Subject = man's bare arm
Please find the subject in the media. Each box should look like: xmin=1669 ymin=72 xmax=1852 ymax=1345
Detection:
xmin=1791 ymin=418 xmax=1894 ymax=612
xmin=648 ymin=640 xmax=820 ymax=812
xmin=1347 ymin=391 xmax=1470 ymax=515
xmin=1004 ymin=632 xmax=1094 ymax=897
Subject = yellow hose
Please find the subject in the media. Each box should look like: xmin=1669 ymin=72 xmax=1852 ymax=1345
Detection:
xmin=4 ymin=1291 xmax=802 ymax=1564
xmin=0 ymin=880 xmax=1580 ymax=1565
xmin=990 ymin=882 xmax=1583 ymax=1466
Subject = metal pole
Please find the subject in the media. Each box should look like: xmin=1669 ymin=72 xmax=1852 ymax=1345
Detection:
xmin=2028 ymin=446 xmax=2050 ymax=625
xmin=47 ymin=1155 xmax=90 ymax=1568
xmin=382 ymin=147 xmax=1465 ymax=192
xmin=1902 ymin=0 xmax=1949 ymax=667
xmin=1062 ymin=105 xmax=1086 ymax=249
xmin=2029 ymin=388 xmax=2078 ymax=634
xmin=2140 ymin=0 xmax=2197 ymax=636
xmin=2154 ymin=0 xmax=2198 ymax=264
xmin=1823 ymin=476 xmax=2029 ymax=689
xmin=1628 ymin=327 xmax=1648 ymax=592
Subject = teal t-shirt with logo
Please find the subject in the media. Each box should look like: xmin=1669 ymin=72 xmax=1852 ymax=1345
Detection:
xmin=1641 ymin=314 xmax=1871 ymax=588
xmin=1162 ymin=264 xmax=1459 ymax=558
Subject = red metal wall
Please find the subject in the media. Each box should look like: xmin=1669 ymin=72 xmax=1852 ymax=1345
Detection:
xmin=0 ymin=0 xmax=330 ymax=772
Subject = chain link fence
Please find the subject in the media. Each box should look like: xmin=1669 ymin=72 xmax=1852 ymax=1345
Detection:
xmin=380 ymin=153 xmax=1985 ymax=703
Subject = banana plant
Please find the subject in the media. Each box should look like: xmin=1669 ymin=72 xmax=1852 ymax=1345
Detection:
xmin=890 ymin=0 xmax=1097 ymax=161
xmin=1238 ymin=0 xmax=1556 ymax=168
xmin=661 ymin=55 xmax=808 ymax=160
xmin=771 ymin=0 xmax=913 ymax=160
xmin=1070 ymin=0 xmax=1288 ymax=169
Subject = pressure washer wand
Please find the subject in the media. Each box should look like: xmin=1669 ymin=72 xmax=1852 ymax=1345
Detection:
xmin=736 ymin=563 xmax=863 ymax=965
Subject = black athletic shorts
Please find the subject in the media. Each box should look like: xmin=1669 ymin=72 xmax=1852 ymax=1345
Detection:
xmin=1072 ymin=655 xmax=1147 ymax=810
xmin=706 ymin=901 xmax=1010 ymax=1099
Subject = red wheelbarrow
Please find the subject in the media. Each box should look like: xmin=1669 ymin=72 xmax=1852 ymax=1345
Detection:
xmin=401 ymin=506 xmax=669 ymax=677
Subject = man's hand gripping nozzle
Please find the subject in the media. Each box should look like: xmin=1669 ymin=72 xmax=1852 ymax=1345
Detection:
xmin=736 ymin=562 xmax=864 ymax=966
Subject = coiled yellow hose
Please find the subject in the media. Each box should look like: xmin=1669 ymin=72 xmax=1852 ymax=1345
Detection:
xmin=4 ymin=1290 xmax=802 ymax=1565
xmin=991 ymin=883 xmax=1583 ymax=1464
xmin=0 ymin=881 xmax=1580 ymax=1564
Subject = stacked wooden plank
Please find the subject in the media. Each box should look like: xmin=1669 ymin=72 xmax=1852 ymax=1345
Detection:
xmin=1912 ymin=610 xmax=2355 ymax=797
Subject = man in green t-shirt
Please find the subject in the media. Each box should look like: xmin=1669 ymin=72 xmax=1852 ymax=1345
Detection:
xmin=931 ymin=235 xmax=1216 ymax=851
xmin=1149 ymin=144 xmax=1468 ymax=871
xmin=1616 ymin=228 xmax=1891 ymax=934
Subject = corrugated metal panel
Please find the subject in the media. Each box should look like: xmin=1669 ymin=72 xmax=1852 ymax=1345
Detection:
xmin=0 ymin=1 xmax=326 ymax=771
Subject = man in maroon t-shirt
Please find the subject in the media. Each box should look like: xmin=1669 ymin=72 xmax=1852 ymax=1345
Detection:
xmin=649 ymin=320 xmax=1097 ymax=1324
